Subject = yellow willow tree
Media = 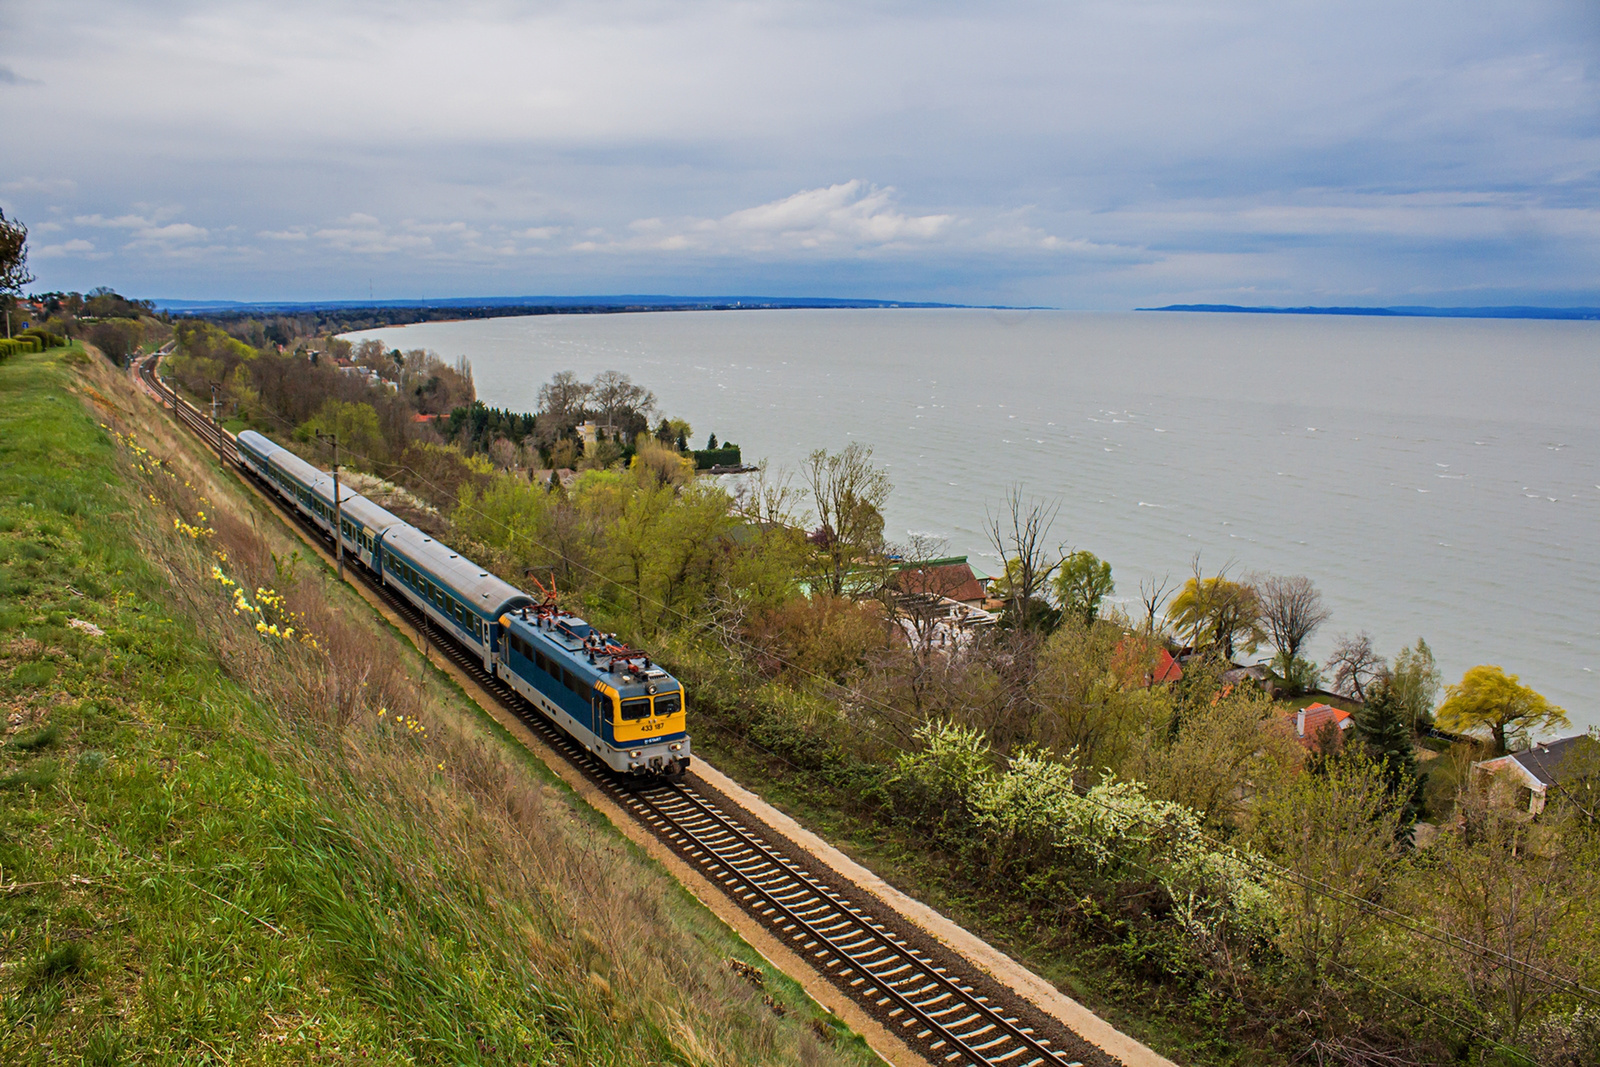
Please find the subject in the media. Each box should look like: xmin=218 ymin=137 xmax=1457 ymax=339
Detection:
xmin=1166 ymin=566 xmax=1263 ymax=661
xmin=1436 ymin=665 xmax=1569 ymax=754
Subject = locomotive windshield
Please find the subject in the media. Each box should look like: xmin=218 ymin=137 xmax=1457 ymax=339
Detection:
xmin=620 ymin=698 xmax=651 ymax=721
xmin=653 ymin=693 xmax=682 ymax=717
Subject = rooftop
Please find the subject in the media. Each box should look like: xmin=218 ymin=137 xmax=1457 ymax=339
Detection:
xmin=1480 ymin=734 xmax=1600 ymax=789
xmin=1288 ymin=702 xmax=1353 ymax=746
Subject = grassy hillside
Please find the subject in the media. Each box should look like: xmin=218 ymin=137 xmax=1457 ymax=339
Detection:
xmin=0 ymin=345 xmax=873 ymax=1066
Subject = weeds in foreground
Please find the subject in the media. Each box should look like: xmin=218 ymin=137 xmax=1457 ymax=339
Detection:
xmin=0 ymin=348 xmax=874 ymax=1067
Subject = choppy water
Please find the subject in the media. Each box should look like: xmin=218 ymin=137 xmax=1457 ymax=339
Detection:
xmin=345 ymin=309 xmax=1600 ymax=731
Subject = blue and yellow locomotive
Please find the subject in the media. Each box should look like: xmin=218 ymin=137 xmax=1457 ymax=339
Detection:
xmin=235 ymin=430 xmax=691 ymax=776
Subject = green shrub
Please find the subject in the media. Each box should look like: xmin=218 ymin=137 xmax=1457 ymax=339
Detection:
xmin=693 ymin=444 xmax=743 ymax=469
xmin=19 ymin=328 xmax=63 ymax=349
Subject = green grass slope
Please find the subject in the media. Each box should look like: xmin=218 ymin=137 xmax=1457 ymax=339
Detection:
xmin=0 ymin=346 xmax=872 ymax=1066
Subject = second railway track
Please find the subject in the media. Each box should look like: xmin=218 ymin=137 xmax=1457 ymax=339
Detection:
xmin=135 ymin=356 xmax=1111 ymax=1067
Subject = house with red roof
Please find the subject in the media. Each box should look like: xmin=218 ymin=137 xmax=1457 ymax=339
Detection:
xmin=1287 ymin=702 xmax=1353 ymax=750
xmin=1112 ymin=637 xmax=1184 ymax=688
xmin=892 ymin=558 xmax=987 ymax=607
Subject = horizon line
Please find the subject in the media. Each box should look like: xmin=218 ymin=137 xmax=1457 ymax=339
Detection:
xmin=1138 ymin=303 xmax=1600 ymax=322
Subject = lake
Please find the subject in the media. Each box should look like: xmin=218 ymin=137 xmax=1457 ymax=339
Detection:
xmin=344 ymin=309 xmax=1600 ymax=732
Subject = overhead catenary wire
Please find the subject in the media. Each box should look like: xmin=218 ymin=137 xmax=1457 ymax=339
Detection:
xmin=151 ymin=356 xmax=1600 ymax=1015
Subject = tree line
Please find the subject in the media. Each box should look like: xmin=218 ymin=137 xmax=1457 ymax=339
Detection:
xmin=430 ymin=433 xmax=1590 ymax=1065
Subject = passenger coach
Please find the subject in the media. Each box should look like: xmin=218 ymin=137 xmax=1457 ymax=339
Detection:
xmin=380 ymin=523 xmax=533 ymax=671
xmin=236 ymin=430 xmax=405 ymax=572
xmin=233 ymin=429 xmax=691 ymax=776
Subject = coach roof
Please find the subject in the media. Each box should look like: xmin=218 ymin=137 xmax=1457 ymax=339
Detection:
xmin=236 ymin=429 xmax=281 ymax=461
xmin=383 ymin=523 xmax=533 ymax=617
xmin=339 ymin=493 xmax=406 ymax=535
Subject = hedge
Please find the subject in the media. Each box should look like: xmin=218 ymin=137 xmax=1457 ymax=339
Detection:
xmin=693 ymin=444 xmax=743 ymax=470
xmin=19 ymin=328 xmax=65 ymax=348
xmin=0 ymin=337 xmax=38 ymax=361
xmin=0 ymin=331 xmax=70 ymax=362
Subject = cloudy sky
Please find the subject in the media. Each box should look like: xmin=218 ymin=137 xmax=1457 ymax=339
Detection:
xmin=2 ymin=0 xmax=1597 ymax=306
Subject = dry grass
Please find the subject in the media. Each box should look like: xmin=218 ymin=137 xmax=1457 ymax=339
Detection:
xmin=0 ymin=347 xmax=877 ymax=1066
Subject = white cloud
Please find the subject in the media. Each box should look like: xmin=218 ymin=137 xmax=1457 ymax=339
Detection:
xmin=135 ymin=222 xmax=208 ymax=242
xmin=73 ymin=213 xmax=154 ymax=229
xmin=33 ymin=239 xmax=99 ymax=259
xmin=577 ymin=181 xmax=957 ymax=256
xmin=720 ymin=181 xmax=953 ymax=249
xmin=70 ymin=211 xmax=208 ymax=243
xmin=312 ymin=214 xmax=434 ymax=255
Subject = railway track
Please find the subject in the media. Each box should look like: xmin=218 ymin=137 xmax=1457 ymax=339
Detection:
xmin=134 ymin=356 xmax=1102 ymax=1067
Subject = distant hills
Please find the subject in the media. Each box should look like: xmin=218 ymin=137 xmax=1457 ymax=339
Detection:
xmin=1139 ymin=304 xmax=1600 ymax=321
xmin=154 ymin=294 xmax=967 ymax=315
xmin=152 ymin=296 xmax=1600 ymax=323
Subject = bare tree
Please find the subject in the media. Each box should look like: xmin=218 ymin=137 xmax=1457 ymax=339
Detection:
xmin=1138 ymin=573 xmax=1174 ymax=636
xmin=985 ymin=487 xmax=1062 ymax=631
xmin=1253 ymin=573 xmax=1331 ymax=665
xmin=805 ymin=442 xmax=892 ymax=598
xmin=87 ymin=319 xmax=142 ymax=367
xmin=885 ymin=533 xmax=970 ymax=652
xmin=1327 ymin=631 xmax=1385 ymax=701
xmin=1433 ymin=784 xmax=1579 ymax=1043
xmin=589 ymin=369 xmax=656 ymax=436
xmin=877 ymin=533 xmax=980 ymax=719
xmin=536 ymin=370 xmax=591 ymax=423
xmin=731 ymin=461 xmax=807 ymax=527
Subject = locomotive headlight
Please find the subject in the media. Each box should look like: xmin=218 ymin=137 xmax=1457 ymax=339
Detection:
xmin=669 ymin=743 xmax=681 ymax=751
xmin=630 ymin=750 xmax=642 ymax=758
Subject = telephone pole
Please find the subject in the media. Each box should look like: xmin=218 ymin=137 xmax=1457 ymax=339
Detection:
xmin=316 ymin=431 xmax=344 ymax=581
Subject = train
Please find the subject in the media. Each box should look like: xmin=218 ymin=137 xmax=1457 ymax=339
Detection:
xmin=234 ymin=429 xmax=691 ymax=777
